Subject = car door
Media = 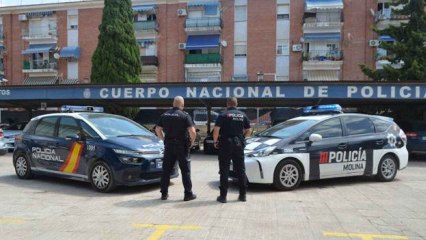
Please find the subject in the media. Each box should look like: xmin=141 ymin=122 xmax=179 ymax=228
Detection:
xmin=55 ymin=117 xmax=87 ymax=176
xmin=30 ymin=116 xmax=62 ymax=171
xmin=298 ymin=117 xmax=347 ymax=180
xmin=341 ymin=116 xmax=377 ymax=176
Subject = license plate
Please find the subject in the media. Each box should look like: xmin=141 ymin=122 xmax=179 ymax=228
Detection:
xmin=156 ymin=159 xmax=163 ymax=169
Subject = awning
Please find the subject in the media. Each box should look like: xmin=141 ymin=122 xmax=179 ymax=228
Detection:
xmin=137 ymin=39 xmax=155 ymax=46
xmin=23 ymin=76 xmax=58 ymax=85
xmin=22 ymin=44 xmax=56 ymax=55
xmin=379 ymin=35 xmax=395 ymax=42
xmin=133 ymin=5 xmax=156 ymax=13
xmin=26 ymin=11 xmax=54 ymax=17
xmin=186 ymin=35 xmax=220 ymax=50
xmin=59 ymin=46 xmax=80 ymax=59
xmin=305 ymin=70 xmax=339 ymax=81
xmin=187 ymin=1 xmax=218 ymax=15
xmin=305 ymin=0 xmax=343 ymax=11
xmin=304 ymin=33 xmax=341 ymax=40
xmin=0 ymin=44 xmax=4 ymax=49
xmin=60 ymin=79 xmax=79 ymax=84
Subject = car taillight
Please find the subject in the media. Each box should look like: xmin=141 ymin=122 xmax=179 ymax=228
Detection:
xmin=406 ymin=132 xmax=417 ymax=138
xmin=0 ymin=131 xmax=3 ymax=139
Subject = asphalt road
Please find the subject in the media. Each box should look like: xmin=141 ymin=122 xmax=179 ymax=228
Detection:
xmin=0 ymin=152 xmax=425 ymax=240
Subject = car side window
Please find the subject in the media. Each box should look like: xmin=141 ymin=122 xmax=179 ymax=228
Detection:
xmin=79 ymin=121 xmax=100 ymax=139
xmin=371 ymin=118 xmax=392 ymax=133
xmin=343 ymin=116 xmax=375 ymax=135
xmin=34 ymin=117 xmax=59 ymax=137
xmin=58 ymin=117 xmax=80 ymax=139
xmin=299 ymin=118 xmax=343 ymax=141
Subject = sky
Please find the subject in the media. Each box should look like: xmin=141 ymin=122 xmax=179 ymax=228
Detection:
xmin=0 ymin=0 xmax=90 ymax=7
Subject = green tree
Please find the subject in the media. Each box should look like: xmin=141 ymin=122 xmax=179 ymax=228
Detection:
xmin=91 ymin=0 xmax=141 ymax=84
xmin=360 ymin=0 xmax=426 ymax=81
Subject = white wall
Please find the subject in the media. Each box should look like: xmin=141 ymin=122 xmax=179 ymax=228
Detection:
xmin=67 ymin=9 xmax=78 ymax=79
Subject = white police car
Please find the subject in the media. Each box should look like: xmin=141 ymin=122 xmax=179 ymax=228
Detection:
xmin=239 ymin=105 xmax=408 ymax=191
xmin=13 ymin=106 xmax=176 ymax=192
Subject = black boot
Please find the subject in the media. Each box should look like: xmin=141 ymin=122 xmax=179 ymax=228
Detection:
xmin=238 ymin=194 xmax=246 ymax=202
xmin=161 ymin=193 xmax=168 ymax=200
xmin=216 ymin=187 xmax=227 ymax=203
xmin=184 ymin=193 xmax=197 ymax=201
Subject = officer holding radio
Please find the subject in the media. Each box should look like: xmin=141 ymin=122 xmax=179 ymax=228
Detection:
xmin=213 ymin=97 xmax=252 ymax=203
xmin=156 ymin=96 xmax=197 ymax=201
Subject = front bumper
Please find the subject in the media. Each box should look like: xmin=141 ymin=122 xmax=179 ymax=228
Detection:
xmin=113 ymin=161 xmax=179 ymax=186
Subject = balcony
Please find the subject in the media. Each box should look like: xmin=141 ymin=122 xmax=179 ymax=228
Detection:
xmin=0 ymin=33 xmax=4 ymax=43
xmin=22 ymin=27 xmax=57 ymax=41
xmin=375 ymin=10 xmax=410 ymax=30
xmin=303 ymin=15 xmax=343 ymax=33
xmin=185 ymin=18 xmax=222 ymax=33
xmin=185 ymin=53 xmax=221 ymax=65
xmin=141 ymin=56 xmax=158 ymax=66
xmin=133 ymin=21 xmax=158 ymax=32
xmin=303 ymin=50 xmax=343 ymax=71
xmin=23 ymin=60 xmax=58 ymax=73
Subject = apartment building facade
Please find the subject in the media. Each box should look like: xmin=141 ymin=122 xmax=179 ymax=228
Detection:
xmin=0 ymin=0 xmax=411 ymax=85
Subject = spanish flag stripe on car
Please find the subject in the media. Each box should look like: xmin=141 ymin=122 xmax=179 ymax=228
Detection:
xmin=60 ymin=143 xmax=84 ymax=173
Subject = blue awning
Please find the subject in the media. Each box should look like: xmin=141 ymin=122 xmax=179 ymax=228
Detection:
xmin=26 ymin=11 xmax=54 ymax=17
xmin=304 ymin=33 xmax=341 ymax=40
xmin=137 ymin=39 xmax=155 ymax=47
xmin=22 ymin=44 xmax=56 ymax=55
xmin=379 ymin=35 xmax=395 ymax=42
xmin=60 ymin=46 xmax=80 ymax=59
xmin=186 ymin=35 xmax=220 ymax=50
xmin=305 ymin=0 xmax=343 ymax=11
xmin=0 ymin=44 xmax=4 ymax=49
xmin=133 ymin=5 xmax=156 ymax=13
xmin=188 ymin=1 xmax=218 ymax=15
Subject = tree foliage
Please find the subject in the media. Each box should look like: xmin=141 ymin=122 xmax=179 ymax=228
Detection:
xmin=360 ymin=0 xmax=426 ymax=81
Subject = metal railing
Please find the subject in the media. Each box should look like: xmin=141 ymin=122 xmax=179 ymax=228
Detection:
xmin=185 ymin=18 xmax=222 ymax=28
xmin=303 ymin=21 xmax=342 ymax=28
xmin=23 ymin=60 xmax=58 ymax=71
xmin=22 ymin=27 xmax=57 ymax=39
xmin=185 ymin=53 xmax=222 ymax=64
xmin=303 ymin=50 xmax=343 ymax=61
xmin=133 ymin=21 xmax=158 ymax=31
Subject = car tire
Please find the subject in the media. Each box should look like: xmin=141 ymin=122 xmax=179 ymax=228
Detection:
xmin=89 ymin=161 xmax=116 ymax=193
xmin=376 ymin=154 xmax=398 ymax=182
xmin=13 ymin=154 xmax=33 ymax=179
xmin=0 ymin=149 xmax=7 ymax=156
xmin=273 ymin=159 xmax=302 ymax=191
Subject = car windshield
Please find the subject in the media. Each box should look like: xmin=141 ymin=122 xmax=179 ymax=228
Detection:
xmin=80 ymin=114 xmax=153 ymax=138
xmin=256 ymin=119 xmax=319 ymax=139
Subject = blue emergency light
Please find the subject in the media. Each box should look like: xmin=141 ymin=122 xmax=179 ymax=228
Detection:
xmin=303 ymin=104 xmax=342 ymax=115
xmin=61 ymin=105 xmax=104 ymax=113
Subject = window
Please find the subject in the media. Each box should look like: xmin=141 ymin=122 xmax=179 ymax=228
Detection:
xmin=234 ymin=42 xmax=247 ymax=57
xmin=80 ymin=121 xmax=100 ymax=139
xmin=343 ymin=116 xmax=375 ymax=136
xmin=371 ymin=118 xmax=392 ymax=133
xmin=299 ymin=118 xmax=343 ymax=140
xmin=34 ymin=117 xmax=58 ymax=137
xmin=68 ymin=15 xmax=78 ymax=30
xmin=277 ymin=41 xmax=289 ymax=55
xmin=58 ymin=117 xmax=80 ymax=138
xmin=235 ymin=6 xmax=247 ymax=22
xmin=257 ymin=119 xmax=319 ymax=139
xmin=277 ymin=4 xmax=289 ymax=20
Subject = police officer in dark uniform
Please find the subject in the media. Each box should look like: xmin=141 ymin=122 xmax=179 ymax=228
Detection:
xmin=213 ymin=97 xmax=252 ymax=203
xmin=155 ymin=96 xmax=197 ymax=201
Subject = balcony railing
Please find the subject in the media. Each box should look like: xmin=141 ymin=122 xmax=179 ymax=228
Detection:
xmin=141 ymin=56 xmax=158 ymax=66
xmin=303 ymin=21 xmax=343 ymax=28
xmin=133 ymin=21 xmax=158 ymax=31
xmin=303 ymin=50 xmax=343 ymax=61
xmin=22 ymin=27 xmax=57 ymax=40
xmin=185 ymin=18 xmax=222 ymax=29
xmin=376 ymin=10 xmax=410 ymax=21
xmin=185 ymin=53 xmax=222 ymax=64
xmin=0 ymin=33 xmax=4 ymax=42
xmin=23 ymin=60 xmax=58 ymax=72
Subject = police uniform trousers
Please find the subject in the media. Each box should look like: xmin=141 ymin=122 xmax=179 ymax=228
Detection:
xmin=218 ymin=137 xmax=247 ymax=195
xmin=161 ymin=141 xmax=193 ymax=195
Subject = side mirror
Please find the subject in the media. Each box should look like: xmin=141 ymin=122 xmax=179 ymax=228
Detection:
xmin=66 ymin=134 xmax=81 ymax=142
xmin=309 ymin=133 xmax=322 ymax=143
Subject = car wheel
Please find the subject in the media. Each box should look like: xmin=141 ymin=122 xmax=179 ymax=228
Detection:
xmin=13 ymin=154 xmax=33 ymax=179
xmin=89 ymin=161 xmax=116 ymax=193
xmin=273 ymin=159 xmax=302 ymax=191
xmin=0 ymin=149 xmax=7 ymax=156
xmin=376 ymin=154 xmax=398 ymax=182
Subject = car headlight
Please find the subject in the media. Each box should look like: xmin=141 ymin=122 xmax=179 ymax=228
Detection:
xmin=113 ymin=149 xmax=145 ymax=165
xmin=246 ymin=146 xmax=276 ymax=157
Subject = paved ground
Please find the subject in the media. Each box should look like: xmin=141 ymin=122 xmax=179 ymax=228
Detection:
xmin=0 ymin=152 xmax=425 ymax=240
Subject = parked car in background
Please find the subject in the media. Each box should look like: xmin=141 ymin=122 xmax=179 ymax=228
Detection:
xmin=203 ymin=130 xmax=218 ymax=155
xmin=397 ymin=120 xmax=426 ymax=156
xmin=2 ymin=121 xmax=28 ymax=152
xmin=0 ymin=129 xmax=8 ymax=156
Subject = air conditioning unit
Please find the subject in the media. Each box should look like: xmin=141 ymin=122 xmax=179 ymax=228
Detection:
xmin=18 ymin=14 xmax=28 ymax=21
xmin=178 ymin=43 xmax=186 ymax=50
xmin=177 ymin=9 xmax=187 ymax=16
xmin=369 ymin=40 xmax=380 ymax=47
xmin=292 ymin=44 xmax=303 ymax=52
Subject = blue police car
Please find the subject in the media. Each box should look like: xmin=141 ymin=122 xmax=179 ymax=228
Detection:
xmin=13 ymin=106 xmax=177 ymax=192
